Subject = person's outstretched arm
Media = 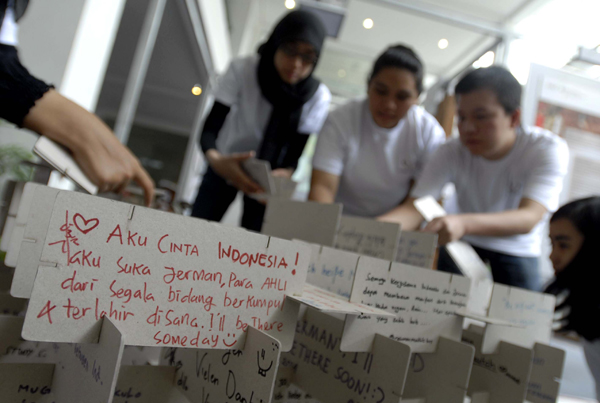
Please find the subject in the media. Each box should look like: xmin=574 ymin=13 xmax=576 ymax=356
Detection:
xmin=22 ymin=89 xmax=155 ymax=206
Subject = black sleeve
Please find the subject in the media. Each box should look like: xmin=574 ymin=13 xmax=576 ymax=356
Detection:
xmin=199 ymin=101 xmax=231 ymax=154
xmin=0 ymin=44 xmax=53 ymax=127
xmin=280 ymin=132 xmax=310 ymax=170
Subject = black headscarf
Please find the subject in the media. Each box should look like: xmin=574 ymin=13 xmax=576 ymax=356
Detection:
xmin=545 ymin=196 xmax=600 ymax=341
xmin=256 ymin=10 xmax=325 ymax=168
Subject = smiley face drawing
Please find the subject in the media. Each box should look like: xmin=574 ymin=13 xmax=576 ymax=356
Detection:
xmin=222 ymin=333 xmax=237 ymax=348
xmin=257 ymin=342 xmax=279 ymax=377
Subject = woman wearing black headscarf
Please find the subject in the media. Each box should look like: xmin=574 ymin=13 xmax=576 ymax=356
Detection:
xmin=545 ymin=196 xmax=600 ymax=399
xmin=192 ymin=10 xmax=331 ymax=231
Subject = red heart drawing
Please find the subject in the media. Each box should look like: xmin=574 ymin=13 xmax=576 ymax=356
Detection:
xmin=73 ymin=213 xmax=99 ymax=234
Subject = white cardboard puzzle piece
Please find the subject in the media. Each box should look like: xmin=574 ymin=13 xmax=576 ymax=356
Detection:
xmin=287 ymin=284 xmax=394 ymax=317
xmin=402 ymin=337 xmax=475 ymax=403
xmin=395 ymin=230 xmax=437 ymax=269
xmin=12 ymin=184 xmax=61 ymax=298
xmin=4 ymin=181 xmax=37 ymax=268
xmin=413 ymin=196 xmax=491 ymax=280
xmin=115 ymin=365 xmax=189 ymax=403
xmin=526 ymin=343 xmax=565 ymax=403
xmin=34 ymin=136 xmax=98 ymax=194
xmin=463 ymin=324 xmax=534 ymax=403
xmin=282 ymin=308 xmax=411 ymax=403
xmin=305 ymin=244 xmax=359 ymax=299
xmin=242 ymin=158 xmax=276 ymax=196
xmin=482 ymin=284 xmax=554 ymax=354
xmin=51 ymin=317 xmax=125 ymax=403
xmin=272 ymin=177 xmax=298 ymax=200
xmin=0 ymin=316 xmax=57 ymax=364
xmin=413 ymin=196 xmax=446 ymax=222
xmin=162 ymin=326 xmax=281 ymax=403
xmin=262 ymin=200 xmax=342 ymax=247
xmin=22 ymin=190 xmax=310 ymax=350
xmin=334 ymin=215 xmax=401 ymax=261
xmin=342 ymin=256 xmax=470 ymax=353
xmin=0 ymin=181 xmax=24 ymax=252
xmin=0 ymin=362 xmax=55 ymax=402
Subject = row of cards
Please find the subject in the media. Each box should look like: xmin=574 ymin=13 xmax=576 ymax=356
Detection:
xmin=0 ymin=182 xmax=565 ymax=403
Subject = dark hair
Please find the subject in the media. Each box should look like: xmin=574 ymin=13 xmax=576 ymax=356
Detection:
xmin=369 ymin=44 xmax=424 ymax=94
xmin=455 ymin=66 xmax=522 ymax=114
xmin=551 ymin=196 xmax=600 ymax=238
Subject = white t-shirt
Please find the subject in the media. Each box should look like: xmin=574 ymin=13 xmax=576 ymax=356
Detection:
xmin=212 ymin=55 xmax=331 ymax=155
xmin=312 ymin=99 xmax=446 ymax=217
xmin=0 ymin=5 xmax=19 ymax=46
xmin=411 ymin=126 xmax=570 ymax=257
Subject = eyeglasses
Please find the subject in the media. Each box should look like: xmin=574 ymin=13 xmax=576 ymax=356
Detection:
xmin=279 ymin=43 xmax=318 ymax=66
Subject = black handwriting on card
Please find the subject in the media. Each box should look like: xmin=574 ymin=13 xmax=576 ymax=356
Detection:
xmin=257 ymin=349 xmax=273 ymax=377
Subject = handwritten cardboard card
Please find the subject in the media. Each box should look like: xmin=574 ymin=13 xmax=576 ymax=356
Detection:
xmin=115 ymin=366 xmax=189 ymax=403
xmin=242 ymin=158 xmax=276 ymax=196
xmin=463 ymin=324 xmax=534 ymax=403
xmin=12 ymin=184 xmax=60 ymax=298
xmin=526 ymin=343 xmax=565 ymax=403
xmin=342 ymin=256 xmax=470 ymax=353
xmin=395 ymin=231 xmax=437 ymax=269
xmin=163 ymin=326 xmax=281 ymax=403
xmin=334 ymin=216 xmax=400 ymax=261
xmin=23 ymin=190 xmax=310 ymax=350
xmin=282 ymin=308 xmax=410 ymax=403
xmin=0 ymin=362 xmax=55 ymax=402
xmin=305 ymin=245 xmax=359 ymax=299
xmin=34 ymin=136 xmax=99 ymax=194
xmin=0 ymin=181 xmax=24 ymax=252
xmin=262 ymin=200 xmax=342 ymax=247
xmin=51 ymin=317 xmax=124 ymax=403
xmin=272 ymin=177 xmax=298 ymax=200
xmin=0 ymin=316 xmax=57 ymax=364
xmin=482 ymin=284 xmax=555 ymax=353
xmin=4 ymin=182 xmax=37 ymax=268
xmin=287 ymin=284 xmax=394 ymax=317
xmin=402 ymin=337 xmax=474 ymax=403
xmin=466 ymin=278 xmax=494 ymax=316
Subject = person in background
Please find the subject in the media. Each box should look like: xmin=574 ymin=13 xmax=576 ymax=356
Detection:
xmin=379 ymin=66 xmax=569 ymax=290
xmin=545 ymin=196 xmax=600 ymax=400
xmin=0 ymin=0 xmax=155 ymax=206
xmin=309 ymin=44 xmax=445 ymax=217
xmin=192 ymin=10 xmax=331 ymax=231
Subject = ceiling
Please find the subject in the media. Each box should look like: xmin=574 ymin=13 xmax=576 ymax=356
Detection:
xmin=246 ymin=0 xmax=541 ymax=99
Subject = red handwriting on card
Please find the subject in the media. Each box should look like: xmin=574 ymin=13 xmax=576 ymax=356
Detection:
xmin=73 ymin=213 xmax=99 ymax=234
xmin=49 ymin=210 xmax=80 ymax=262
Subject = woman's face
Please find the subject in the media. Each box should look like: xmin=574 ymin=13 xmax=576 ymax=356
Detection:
xmin=549 ymin=218 xmax=585 ymax=274
xmin=274 ymin=41 xmax=317 ymax=85
xmin=367 ymin=67 xmax=419 ymax=129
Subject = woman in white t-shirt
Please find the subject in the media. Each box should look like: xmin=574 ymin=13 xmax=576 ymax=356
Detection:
xmin=192 ymin=10 xmax=331 ymax=231
xmin=309 ymin=45 xmax=446 ymax=217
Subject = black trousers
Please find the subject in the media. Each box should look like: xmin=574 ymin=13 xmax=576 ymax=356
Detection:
xmin=437 ymin=245 xmax=540 ymax=291
xmin=191 ymin=167 xmax=265 ymax=232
